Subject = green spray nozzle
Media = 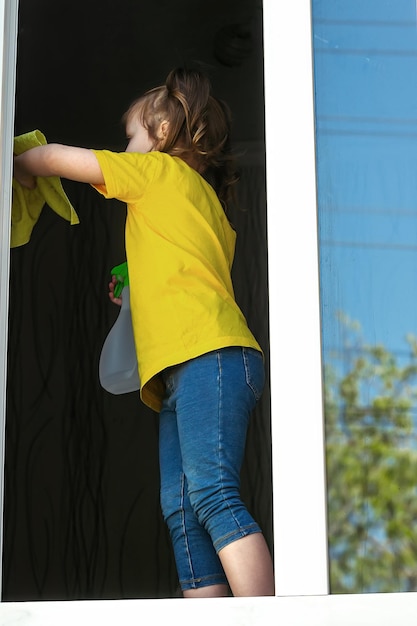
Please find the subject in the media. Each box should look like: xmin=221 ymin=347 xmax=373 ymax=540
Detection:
xmin=111 ymin=261 xmax=129 ymax=298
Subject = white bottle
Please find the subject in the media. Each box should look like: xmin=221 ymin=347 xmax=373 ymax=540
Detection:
xmin=99 ymin=285 xmax=140 ymax=394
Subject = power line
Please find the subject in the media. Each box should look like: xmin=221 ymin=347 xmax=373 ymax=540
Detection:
xmin=320 ymin=207 xmax=417 ymax=217
xmin=313 ymin=18 xmax=417 ymax=28
xmin=318 ymin=128 xmax=417 ymax=139
xmin=317 ymin=114 xmax=417 ymax=127
xmin=320 ymin=240 xmax=417 ymax=251
xmin=315 ymin=47 xmax=417 ymax=57
xmin=324 ymin=345 xmax=417 ymax=359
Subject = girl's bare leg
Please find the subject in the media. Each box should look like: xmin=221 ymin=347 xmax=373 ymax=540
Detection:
xmin=182 ymin=534 xmax=274 ymax=597
xmin=218 ymin=533 xmax=275 ymax=597
xmin=183 ymin=584 xmax=230 ymax=598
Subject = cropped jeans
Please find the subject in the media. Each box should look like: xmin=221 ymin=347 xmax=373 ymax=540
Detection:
xmin=159 ymin=346 xmax=265 ymax=591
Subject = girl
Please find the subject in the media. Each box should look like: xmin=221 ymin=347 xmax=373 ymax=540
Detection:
xmin=13 ymin=68 xmax=275 ymax=598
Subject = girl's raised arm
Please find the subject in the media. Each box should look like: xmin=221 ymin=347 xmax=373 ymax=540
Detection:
xmin=13 ymin=144 xmax=105 ymax=189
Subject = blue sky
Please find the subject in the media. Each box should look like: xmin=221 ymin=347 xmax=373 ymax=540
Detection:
xmin=312 ymin=0 xmax=417 ymax=357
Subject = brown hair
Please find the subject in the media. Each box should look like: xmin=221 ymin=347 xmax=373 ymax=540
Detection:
xmin=124 ymin=68 xmax=239 ymax=208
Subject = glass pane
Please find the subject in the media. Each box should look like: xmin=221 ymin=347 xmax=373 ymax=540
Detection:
xmin=312 ymin=0 xmax=417 ymax=593
xmin=5 ymin=0 xmax=271 ymax=601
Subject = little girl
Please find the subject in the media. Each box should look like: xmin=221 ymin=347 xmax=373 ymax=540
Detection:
xmin=13 ymin=67 xmax=275 ymax=598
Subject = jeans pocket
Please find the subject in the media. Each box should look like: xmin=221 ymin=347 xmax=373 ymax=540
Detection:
xmin=242 ymin=348 xmax=265 ymax=403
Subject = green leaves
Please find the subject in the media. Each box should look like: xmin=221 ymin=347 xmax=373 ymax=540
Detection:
xmin=325 ymin=324 xmax=417 ymax=593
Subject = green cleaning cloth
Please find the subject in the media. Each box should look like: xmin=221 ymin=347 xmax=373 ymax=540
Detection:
xmin=12 ymin=129 xmax=79 ymax=247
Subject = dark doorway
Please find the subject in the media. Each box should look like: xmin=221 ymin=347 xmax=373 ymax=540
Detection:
xmin=4 ymin=0 xmax=271 ymax=601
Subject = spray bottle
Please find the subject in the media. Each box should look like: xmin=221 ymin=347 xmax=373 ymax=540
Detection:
xmin=99 ymin=262 xmax=140 ymax=394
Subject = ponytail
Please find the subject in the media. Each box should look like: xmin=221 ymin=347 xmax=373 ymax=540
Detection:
xmin=124 ymin=67 xmax=239 ymax=209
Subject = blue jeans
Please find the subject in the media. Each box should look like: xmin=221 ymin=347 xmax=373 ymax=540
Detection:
xmin=159 ymin=346 xmax=265 ymax=591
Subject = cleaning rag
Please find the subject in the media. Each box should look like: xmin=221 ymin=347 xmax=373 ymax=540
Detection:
xmin=12 ymin=129 xmax=79 ymax=247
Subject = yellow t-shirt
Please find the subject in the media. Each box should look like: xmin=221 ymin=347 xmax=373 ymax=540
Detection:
xmin=92 ymin=150 xmax=262 ymax=411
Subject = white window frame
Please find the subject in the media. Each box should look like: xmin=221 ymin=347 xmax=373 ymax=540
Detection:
xmin=1 ymin=0 xmax=416 ymax=623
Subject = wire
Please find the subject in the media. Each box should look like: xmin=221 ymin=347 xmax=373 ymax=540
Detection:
xmin=315 ymin=47 xmax=417 ymax=57
xmin=313 ymin=18 xmax=417 ymax=28
xmin=320 ymin=240 xmax=417 ymax=251
xmin=320 ymin=207 xmax=417 ymax=216
xmin=317 ymin=114 xmax=417 ymax=127
xmin=318 ymin=128 xmax=417 ymax=139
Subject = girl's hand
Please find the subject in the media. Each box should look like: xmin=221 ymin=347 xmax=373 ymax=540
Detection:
xmin=13 ymin=155 xmax=37 ymax=189
xmin=108 ymin=275 xmax=122 ymax=306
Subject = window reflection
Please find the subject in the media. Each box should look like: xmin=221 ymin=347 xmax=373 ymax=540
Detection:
xmin=312 ymin=0 xmax=417 ymax=593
